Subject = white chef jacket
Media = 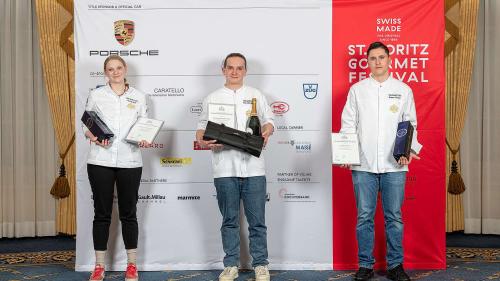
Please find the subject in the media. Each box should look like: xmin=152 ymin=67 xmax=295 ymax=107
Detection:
xmin=197 ymin=85 xmax=275 ymax=178
xmin=83 ymin=85 xmax=148 ymax=168
xmin=340 ymin=75 xmax=422 ymax=173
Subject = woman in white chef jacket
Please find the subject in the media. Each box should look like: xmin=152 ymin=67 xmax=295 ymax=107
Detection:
xmin=83 ymin=55 xmax=148 ymax=281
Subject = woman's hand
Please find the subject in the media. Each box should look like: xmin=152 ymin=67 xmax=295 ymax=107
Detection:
xmin=92 ymin=136 xmax=110 ymax=147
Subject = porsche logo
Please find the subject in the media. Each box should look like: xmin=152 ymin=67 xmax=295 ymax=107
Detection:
xmin=114 ymin=20 xmax=135 ymax=46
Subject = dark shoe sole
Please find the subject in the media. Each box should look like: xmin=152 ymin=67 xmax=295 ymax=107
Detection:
xmin=353 ymin=271 xmax=374 ymax=281
xmin=387 ymin=274 xmax=410 ymax=281
xmin=387 ymin=277 xmax=410 ymax=281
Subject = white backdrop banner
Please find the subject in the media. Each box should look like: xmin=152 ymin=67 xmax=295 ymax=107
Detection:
xmin=75 ymin=0 xmax=332 ymax=271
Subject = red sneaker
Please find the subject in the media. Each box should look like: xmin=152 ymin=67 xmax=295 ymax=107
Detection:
xmin=89 ymin=264 xmax=105 ymax=281
xmin=125 ymin=263 xmax=139 ymax=281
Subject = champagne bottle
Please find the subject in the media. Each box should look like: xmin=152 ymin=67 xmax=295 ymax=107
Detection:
xmin=247 ymin=98 xmax=261 ymax=136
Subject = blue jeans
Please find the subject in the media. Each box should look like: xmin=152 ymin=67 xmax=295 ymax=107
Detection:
xmin=214 ymin=176 xmax=269 ymax=268
xmin=351 ymin=171 xmax=407 ymax=270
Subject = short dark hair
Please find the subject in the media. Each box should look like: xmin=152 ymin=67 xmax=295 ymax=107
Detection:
xmin=366 ymin=42 xmax=390 ymax=57
xmin=222 ymin=53 xmax=247 ymax=69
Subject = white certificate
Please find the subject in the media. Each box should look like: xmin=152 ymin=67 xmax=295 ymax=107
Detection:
xmin=208 ymin=103 xmax=235 ymax=128
xmin=125 ymin=117 xmax=164 ymax=144
xmin=331 ymin=133 xmax=360 ymax=165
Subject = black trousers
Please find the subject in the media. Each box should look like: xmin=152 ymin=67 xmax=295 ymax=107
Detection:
xmin=87 ymin=164 xmax=142 ymax=251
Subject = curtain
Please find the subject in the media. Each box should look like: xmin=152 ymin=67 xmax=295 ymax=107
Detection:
xmin=35 ymin=0 xmax=76 ymax=235
xmin=461 ymin=0 xmax=500 ymax=234
xmin=0 ymin=0 xmax=58 ymax=238
xmin=444 ymin=0 xmax=479 ymax=232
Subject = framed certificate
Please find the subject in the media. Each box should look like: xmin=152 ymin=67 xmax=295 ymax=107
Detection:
xmin=125 ymin=117 xmax=164 ymax=144
xmin=331 ymin=133 xmax=360 ymax=165
xmin=208 ymin=103 xmax=236 ymax=128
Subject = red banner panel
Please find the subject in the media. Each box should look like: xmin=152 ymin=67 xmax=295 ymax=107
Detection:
xmin=332 ymin=0 xmax=445 ymax=269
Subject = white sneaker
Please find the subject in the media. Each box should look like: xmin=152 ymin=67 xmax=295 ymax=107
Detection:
xmin=254 ymin=265 xmax=270 ymax=281
xmin=219 ymin=266 xmax=238 ymax=281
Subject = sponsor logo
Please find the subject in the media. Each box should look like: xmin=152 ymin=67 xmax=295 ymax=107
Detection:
xmin=193 ymin=140 xmax=210 ymax=150
xmin=92 ymin=194 xmax=167 ymax=204
xmin=190 ymin=104 xmax=203 ymax=115
xmin=295 ymin=141 xmax=312 ymax=153
xmin=89 ymin=50 xmax=159 ymax=57
xmin=114 ymin=20 xmax=135 ymax=46
xmin=278 ymin=188 xmax=313 ymax=202
xmin=141 ymin=178 xmax=168 ymax=184
xmin=397 ymin=129 xmax=407 ymax=138
xmin=271 ymin=101 xmax=289 ymax=115
xmin=277 ymin=140 xmax=312 ymax=153
xmin=138 ymin=194 xmax=167 ymax=204
xmin=177 ymin=195 xmax=201 ymax=200
xmin=303 ymin=83 xmax=318 ymax=99
xmin=276 ymin=125 xmax=304 ymax=131
xmin=151 ymin=87 xmax=185 ymax=97
xmin=376 ymin=18 xmax=402 ymax=42
xmin=243 ymin=99 xmax=252 ymax=105
xmin=140 ymin=142 xmax=164 ymax=149
xmin=376 ymin=18 xmax=402 ymax=32
xmin=139 ymin=194 xmax=166 ymax=200
xmin=160 ymin=157 xmax=192 ymax=167
xmin=88 ymin=4 xmax=142 ymax=9
xmin=276 ymin=171 xmax=312 ymax=182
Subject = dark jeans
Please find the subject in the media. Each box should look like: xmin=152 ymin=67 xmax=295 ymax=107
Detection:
xmin=87 ymin=164 xmax=142 ymax=251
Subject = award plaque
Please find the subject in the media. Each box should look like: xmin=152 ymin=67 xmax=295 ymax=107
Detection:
xmin=125 ymin=117 xmax=164 ymax=144
xmin=393 ymin=121 xmax=414 ymax=161
xmin=203 ymin=121 xmax=264 ymax=157
xmin=208 ymin=103 xmax=236 ymax=128
xmin=331 ymin=133 xmax=360 ymax=165
xmin=81 ymin=110 xmax=114 ymax=142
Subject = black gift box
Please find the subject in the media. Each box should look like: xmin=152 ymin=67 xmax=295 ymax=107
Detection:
xmin=393 ymin=121 xmax=414 ymax=161
xmin=203 ymin=121 xmax=264 ymax=157
xmin=81 ymin=111 xmax=114 ymax=142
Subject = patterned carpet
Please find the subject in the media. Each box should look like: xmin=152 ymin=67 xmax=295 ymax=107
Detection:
xmin=0 ymin=248 xmax=499 ymax=281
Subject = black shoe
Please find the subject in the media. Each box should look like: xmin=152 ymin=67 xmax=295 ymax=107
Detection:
xmin=353 ymin=267 xmax=374 ymax=281
xmin=387 ymin=264 xmax=411 ymax=281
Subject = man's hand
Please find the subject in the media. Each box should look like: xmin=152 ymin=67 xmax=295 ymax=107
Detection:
xmin=261 ymin=123 xmax=274 ymax=147
xmin=196 ymin=129 xmax=223 ymax=150
xmin=197 ymin=139 xmax=224 ymax=150
xmin=398 ymin=152 xmax=420 ymax=165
